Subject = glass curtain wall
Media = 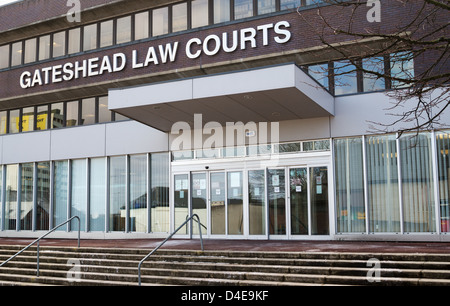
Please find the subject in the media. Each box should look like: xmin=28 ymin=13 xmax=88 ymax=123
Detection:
xmin=90 ymin=158 xmax=106 ymax=232
xmin=334 ymin=137 xmax=366 ymax=232
xmin=109 ymin=156 xmax=126 ymax=232
xmin=437 ymin=131 xmax=450 ymax=233
xmin=36 ymin=162 xmax=50 ymax=231
xmin=5 ymin=165 xmax=18 ymax=230
xmin=228 ymin=171 xmax=243 ymax=235
xmin=151 ymin=153 xmax=170 ymax=233
xmin=129 ymin=154 xmax=147 ymax=232
xmin=53 ymin=161 xmax=68 ymax=230
xmin=248 ymin=170 xmax=266 ymax=235
xmin=20 ymin=163 xmax=34 ymax=230
xmin=71 ymin=159 xmax=87 ymax=231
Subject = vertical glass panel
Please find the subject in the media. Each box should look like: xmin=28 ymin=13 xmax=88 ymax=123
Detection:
xmin=214 ymin=0 xmax=230 ymax=23
xmin=90 ymin=158 xmax=106 ymax=232
xmin=227 ymin=171 xmax=243 ymax=235
xmin=248 ymin=170 xmax=266 ymax=235
xmin=151 ymin=153 xmax=170 ymax=233
xmin=290 ymin=168 xmax=308 ymax=235
xmin=174 ymin=174 xmax=189 ymax=234
xmin=334 ymin=60 xmax=358 ymax=95
xmin=391 ymin=51 xmax=414 ymax=89
xmin=153 ymin=7 xmax=169 ymax=36
xmin=51 ymin=102 xmax=64 ymax=129
xmin=20 ymin=163 xmax=34 ymax=231
xmin=0 ymin=44 xmax=9 ymax=69
xmin=235 ymin=0 xmax=253 ymax=20
xmin=400 ymin=133 xmax=435 ymax=232
xmin=258 ymin=0 xmax=276 ymax=14
xmin=308 ymin=63 xmax=329 ymax=90
xmin=172 ymin=3 xmax=188 ymax=32
xmin=11 ymin=42 xmax=22 ymax=67
xmin=22 ymin=107 xmax=34 ymax=132
xmin=71 ymin=159 xmax=87 ymax=231
xmin=83 ymin=24 xmax=97 ymax=51
xmin=9 ymin=109 xmax=20 ymax=134
xmin=5 ymin=164 xmax=18 ymax=230
xmin=24 ymin=38 xmax=36 ymax=64
xmin=192 ymin=173 xmax=207 ymax=234
xmin=363 ymin=56 xmax=385 ymax=92
xmin=81 ymin=98 xmax=96 ymax=125
xmin=66 ymin=100 xmax=79 ymax=127
xmin=366 ymin=135 xmax=400 ymax=233
xmin=210 ymin=172 xmax=225 ymax=235
xmin=36 ymin=162 xmax=50 ymax=231
xmin=267 ymin=168 xmax=286 ymax=235
xmin=437 ymin=131 xmax=450 ymax=233
xmin=100 ymin=20 xmax=114 ymax=48
xmin=129 ymin=155 xmax=147 ymax=232
xmin=135 ymin=11 xmax=149 ymax=40
xmin=53 ymin=161 xmax=68 ymax=231
xmin=39 ymin=35 xmax=51 ymax=61
xmin=310 ymin=167 xmax=329 ymax=235
xmin=98 ymin=96 xmax=111 ymax=123
xmin=334 ymin=137 xmax=366 ymax=233
xmin=36 ymin=105 xmax=48 ymax=131
xmin=0 ymin=111 xmax=7 ymax=134
xmin=52 ymin=31 xmax=66 ymax=58
xmin=192 ymin=0 xmax=209 ymax=28
xmin=116 ymin=16 xmax=132 ymax=44
xmin=109 ymin=156 xmax=126 ymax=232
xmin=68 ymin=28 xmax=81 ymax=54
xmin=280 ymin=0 xmax=301 ymax=10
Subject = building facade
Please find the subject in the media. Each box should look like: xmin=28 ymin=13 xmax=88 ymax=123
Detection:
xmin=0 ymin=0 xmax=449 ymax=241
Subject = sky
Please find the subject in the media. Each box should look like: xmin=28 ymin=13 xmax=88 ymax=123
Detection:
xmin=0 ymin=0 xmax=22 ymax=7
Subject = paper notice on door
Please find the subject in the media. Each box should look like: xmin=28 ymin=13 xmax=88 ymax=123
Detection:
xmin=316 ymin=185 xmax=322 ymax=194
xmin=296 ymin=185 xmax=302 ymax=192
xmin=230 ymin=172 xmax=241 ymax=188
xmin=254 ymin=187 xmax=260 ymax=196
xmin=272 ymin=175 xmax=279 ymax=186
xmin=274 ymin=186 xmax=280 ymax=193
xmin=216 ymin=189 xmax=221 ymax=195
xmin=197 ymin=189 xmax=202 ymax=196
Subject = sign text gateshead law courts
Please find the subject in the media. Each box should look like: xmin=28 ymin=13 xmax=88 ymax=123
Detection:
xmin=19 ymin=21 xmax=291 ymax=89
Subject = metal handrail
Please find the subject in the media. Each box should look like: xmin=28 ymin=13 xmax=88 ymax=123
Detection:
xmin=0 ymin=216 xmax=80 ymax=277
xmin=138 ymin=214 xmax=204 ymax=286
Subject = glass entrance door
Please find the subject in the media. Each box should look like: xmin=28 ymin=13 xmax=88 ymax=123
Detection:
xmin=210 ymin=172 xmax=225 ymax=235
xmin=267 ymin=168 xmax=287 ymax=236
xmin=289 ymin=167 xmax=308 ymax=235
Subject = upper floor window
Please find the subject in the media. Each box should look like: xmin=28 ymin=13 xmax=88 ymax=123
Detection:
xmin=173 ymin=2 xmax=188 ymax=32
xmin=153 ymin=7 xmax=169 ymax=37
xmin=0 ymin=45 xmax=9 ymax=69
xmin=235 ymin=0 xmax=253 ymax=20
xmin=214 ymin=0 xmax=231 ymax=23
xmin=39 ymin=35 xmax=51 ymax=61
xmin=68 ymin=28 xmax=81 ymax=54
xmin=24 ymin=38 xmax=37 ymax=64
xmin=83 ymin=24 xmax=98 ymax=51
xmin=258 ymin=0 xmax=276 ymax=15
xmin=11 ymin=41 xmax=22 ymax=67
xmin=116 ymin=16 xmax=132 ymax=44
xmin=100 ymin=20 xmax=114 ymax=48
xmin=52 ymin=31 xmax=66 ymax=57
xmin=135 ymin=11 xmax=149 ymax=40
xmin=192 ymin=0 xmax=209 ymax=28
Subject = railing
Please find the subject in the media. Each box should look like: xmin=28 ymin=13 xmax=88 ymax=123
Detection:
xmin=0 ymin=216 xmax=80 ymax=277
xmin=138 ymin=214 xmax=204 ymax=286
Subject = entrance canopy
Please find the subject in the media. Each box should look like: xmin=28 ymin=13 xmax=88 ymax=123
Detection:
xmin=109 ymin=64 xmax=334 ymax=132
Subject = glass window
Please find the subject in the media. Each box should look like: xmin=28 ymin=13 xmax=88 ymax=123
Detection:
xmin=5 ymin=164 xmax=18 ymax=230
xmin=363 ymin=57 xmax=385 ymax=92
xmin=129 ymin=155 xmax=148 ymax=232
xmin=83 ymin=24 xmax=97 ymax=51
xmin=248 ymin=169 xmax=266 ymax=235
xmin=280 ymin=0 xmax=301 ymax=10
xmin=90 ymin=158 xmax=106 ymax=232
xmin=100 ymin=20 xmax=114 ymax=48
xmin=53 ymin=160 xmax=68 ymax=231
xmin=22 ymin=107 xmax=34 ymax=132
xmin=174 ymin=174 xmax=189 ymax=235
xmin=153 ymin=7 xmax=169 ymax=36
xmin=192 ymin=172 xmax=207 ymax=235
xmin=52 ymin=31 xmax=66 ymax=57
xmin=0 ymin=111 xmax=7 ymax=134
xmin=0 ymin=44 xmax=10 ymax=69
xmin=400 ymin=133 xmax=435 ymax=232
xmin=214 ymin=0 xmax=230 ymax=23
xmin=9 ymin=109 xmax=20 ymax=134
xmin=267 ymin=168 xmax=286 ymax=235
xmin=135 ymin=11 xmax=149 ymax=40
xmin=172 ymin=2 xmax=188 ymax=32
xmin=36 ymin=162 xmax=50 ymax=231
xmin=310 ymin=167 xmax=329 ymax=235
xmin=192 ymin=0 xmax=209 ymax=28
xmin=11 ymin=41 xmax=22 ymax=66
xmin=334 ymin=60 xmax=358 ymax=95
xmin=66 ymin=100 xmax=79 ymax=127
xmin=24 ymin=38 xmax=37 ymax=64
xmin=151 ymin=153 xmax=169 ymax=233
xmin=68 ymin=28 xmax=81 ymax=54
xmin=114 ymin=112 xmax=128 ymax=122
xmin=258 ymin=0 xmax=276 ymax=14
xmin=71 ymin=159 xmax=87 ymax=231
xmin=290 ymin=168 xmax=308 ymax=235
xmin=334 ymin=137 xmax=366 ymax=233
xmin=437 ymin=131 xmax=450 ymax=233
xmin=36 ymin=105 xmax=48 ymax=131
xmin=81 ymin=98 xmax=96 ymax=125
xmin=39 ymin=35 xmax=51 ymax=61
xmin=234 ymin=0 xmax=253 ymax=20
xmin=366 ymin=135 xmax=400 ymax=233
xmin=20 ymin=163 xmax=34 ymax=231
xmin=109 ymin=156 xmax=126 ymax=232
xmin=98 ymin=96 xmax=111 ymax=123
xmin=308 ymin=63 xmax=329 ymax=90
xmin=116 ymin=16 xmax=132 ymax=44
xmin=51 ymin=102 xmax=64 ymax=129
xmin=391 ymin=51 xmax=414 ymax=89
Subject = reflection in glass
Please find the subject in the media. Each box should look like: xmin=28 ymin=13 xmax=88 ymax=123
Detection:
xmin=20 ymin=163 xmax=34 ymax=230
xmin=9 ymin=109 xmax=19 ymax=134
xmin=11 ymin=42 xmax=22 ymax=67
xmin=22 ymin=107 xmax=34 ymax=132
xmin=39 ymin=35 xmax=51 ymax=61
xmin=71 ymin=159 xmax=87 ymax=231
xmin=268 ymin=169 xmax=286 ymax=235
xmin=0 ymin=44 xmax=9 ymax=69
xmin=53 ymin=31 xmax=66 ymax=57
xmin=214 ymin=0 xmax=230 ymax=23
xmin=5 ymin=165 xmax=18 ymax=230
xmin=0 ymin=111 xmax=6 ymax=135
xmin=153 ymin=7 xmax=169 ymax=37
xmin=100 ymin=20 xmax=114 ymax=48
xmin=308 ymin=63 xmax=329 ymax=90
xmin=129 ymin=154 xmax=147 ymax=232
xmin=334 ymin=60 xmax=358 ymax=95
xmin=66 ymin=100 xmax=79 ymax=127
xmin=235 ymin=0 xmax=253 ymax=20
xmin=258 ymin=0 xmax=276 ymax=14
xmin=290 ymin=168 xmax=308 ymax=235
xmin=192 ymin=0 xmax=209 ymax=28
xmin=116 ymin=16 xmax=132 ymax=44
xmin=53 ymin=161 xmax=68 ymax=231
xmin=83 ymin=24 xmax=97 ymax=51
xmin=109 ymin=156 xmax=126 ymax=231
xmin=310 ymin=167 xmax=329 ymax=235
xmin=90 ymin=158 xmax=106 ymax=231
xmin=210 ymin=172 xmax=225 ymax=234
xmin=192 ymin=173 xmax=207 ymax=234
xmin=174 ymin=174 xmax=189 ymax=234
xmin=68 ymin=28 xmax=81 ymax=54
xmin=81 ymin=98 xmax=96 ymax=125
xmin=248 ymin=170 xmax=265 ymax=235
xmin=36 ymin=105 xmax=48 ymax=131
xmin=363 ymin=57 xmax=385 ymax=92
xmin=151 ymin=153 xmax=170 ymax=233
xmin=228 ymin=171 xmax=243 ymax=235
xmin=173 ymin=2 xmax=188 ymax=32
xmin=51 ymin=102 xmax=64 ymax=129
xmin=437 ymin=131 xmax=450 ymax=233
xmin=391 ymin=51 xmax=414 ymax=89
xmin=280 ymin=0 xmax=301 ymax=9
xmin=135 ymin=12 xmax=149 ymax=40
xmin=24 ymin=38 xmax=36 ymax=64
xmin=98 ymin=96 xmax=111 ymax=123
xmin=36 ymin=162 xmax=50 ymax=231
